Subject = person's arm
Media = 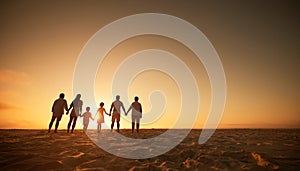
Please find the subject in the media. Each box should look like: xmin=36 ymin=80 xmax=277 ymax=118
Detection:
xmin=109 ymin=103 xmax=114 ymax=116
xmin=121 ymin=103 xmax=126 ymax=115
xmin=93 ymin=110 xmax=98 ymax=120
xmin=126 ymin=105 xmax=132 ymax=116
xmin=66 ymin=102 xmax=73 ymax=115
xmin=103 ymin=108 xmax=109 ymax=115
xmin=64 ymin=100 xmax=68 ymax=112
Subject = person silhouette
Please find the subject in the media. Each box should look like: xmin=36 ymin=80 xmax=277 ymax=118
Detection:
xmin=95 ymin=102 xmax=109 ymax=133
xmin=80 ymin=106 xmax=93 ymax=132
xmin=109 ymin=95 xmax=126 ymax=132
xmin=48 ymin=93 xmax=68 ymax=133
xmin=126 ymin=96 xmax=143 ymax=133
xmin=66 ymin=94 xmax=83 ymax=133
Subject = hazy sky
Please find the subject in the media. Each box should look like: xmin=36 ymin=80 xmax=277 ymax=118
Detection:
xmin=0 ymin=0 xmax=299 ymax=129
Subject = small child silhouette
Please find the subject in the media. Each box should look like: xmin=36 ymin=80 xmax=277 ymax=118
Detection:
xmin=95 ymin=102 xmax=109 ymax=133
xmin=80 ymin=107 xmax=94 ymax=132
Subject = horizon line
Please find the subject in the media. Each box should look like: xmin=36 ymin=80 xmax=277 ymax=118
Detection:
xmin=1 ymin=128 xmax=299 ymax=130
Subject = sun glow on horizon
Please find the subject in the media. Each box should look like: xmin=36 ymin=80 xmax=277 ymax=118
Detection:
xmin=1 ymin=1 xmax=299 ymax=129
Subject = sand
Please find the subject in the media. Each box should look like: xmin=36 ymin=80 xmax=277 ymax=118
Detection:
xmin=0 ymin=129 xmax=299 ymax=170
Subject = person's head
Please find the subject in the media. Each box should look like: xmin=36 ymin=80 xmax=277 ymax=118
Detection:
xmin=116 ymin=95 xmax=120 ymax=100
xmin=134 ymin=96 xmax=139 ymax=102
xmin=100 ymin=102 xmax=104 ymax=107
xmin=76 ymin=94 xmax=81 ymax=99
xmin=86 ymin=107 xmax=90 ymax=111
xmin=59 ymin=93 xmax=65 ymax=98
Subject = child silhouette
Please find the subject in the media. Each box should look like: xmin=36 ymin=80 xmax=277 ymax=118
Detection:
xmin=95 ymin=102 xmax=109 ymax=133
xmin=80 ymin=106 xmax=94 ymax=132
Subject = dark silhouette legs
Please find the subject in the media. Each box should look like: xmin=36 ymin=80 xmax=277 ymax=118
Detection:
xmin=131 ymin=121 xmax=140 ymax=133
xmin=117 ymin=121 xmax=120 ymax=132
xmin=111 ymin=121 xmax=120 ymax=132
xmin=132 ymin=122 xmax=135 ymax=133
xmin=48 ymin=116 xmax=60 ymax=133
xmin=55 ymin=120 xmax=60 ymax=133
xmin=111 ymin=121 xmax=114 ymax=132
xmin=67 ymin=116 xmax=77 ymax=133
xmin=72 ymin=117 xmax=77 ymax=132
xmin=48 ymin=117 xmax=55 ymax=133
xmin=67 ymin=118 xmax=71 ymax=133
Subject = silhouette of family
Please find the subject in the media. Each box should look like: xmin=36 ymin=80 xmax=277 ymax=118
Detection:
xmin=48 ymin=93 xmax=143 ymax=134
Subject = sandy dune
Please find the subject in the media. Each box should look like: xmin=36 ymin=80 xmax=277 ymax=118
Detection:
xmin=0 ymin=129 xmax=299 ymax=170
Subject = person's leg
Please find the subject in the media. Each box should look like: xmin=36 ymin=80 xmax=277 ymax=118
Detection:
xmin=132 ymin=122 xmax=135 ymax=133
xmin=111 ymin=121 xmax=114 ymax=132
xmin=83 ymin=124 xmax=87 ymax=132
xmin=86 ymin=121 xmax=89 ymax=131
xmin=48 ymin=116 xmax=56 ymax=133
xmin=136 ymin=123 xmax=140 ymax=133
xmin=71 ymin=116 xmax=77 ymax=133
xmin=116 ymin=114 xmax=120 ymax=132
xmin=67 ymin=116 xmax=73 ymax=133
xmin=55 ymin=120 xmax=60 ymax=133
xmin=111 ymin=114 xmax=115 ymax=132
xmin=99 ymin=123 xmax=102 ymax=132
xmin=131 ymin=115 xmax=135 ymax=133
xmin=136 ymin=117 xmax=140 ymax=133
xmin=54 ymin=115 xmax=62 ymax=133
xmin=48 ymin=116 xmax=55 ymax=132
xmin=117 ymin=121 xmax=120 ymax=132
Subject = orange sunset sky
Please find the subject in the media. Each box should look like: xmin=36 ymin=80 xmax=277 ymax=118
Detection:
xmin=0 ymin=1 xmax=299 ymax=129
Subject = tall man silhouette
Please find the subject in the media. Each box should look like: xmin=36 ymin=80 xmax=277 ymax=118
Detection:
xmin=126 ymin=96 xmax=143 ymax=133
xmin=109 ymin=95 xmax=126 ymax=132
xmin=66 ymin=94 xmax=83 ymax=133
xmin=48 ymin=93 xmax=68 ymax=133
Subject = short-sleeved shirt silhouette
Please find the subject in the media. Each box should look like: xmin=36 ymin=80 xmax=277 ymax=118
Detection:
xmin=52 ymin=98 xmax=68 ymax=117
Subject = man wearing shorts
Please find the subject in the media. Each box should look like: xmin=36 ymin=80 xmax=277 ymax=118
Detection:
xmin=109 ymin=95 xmax=126 ymax=132
xmin=126 ymin=96 xmax=142 ymax=133
xmin=48 ymin=93 xmax=68 ymax=133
